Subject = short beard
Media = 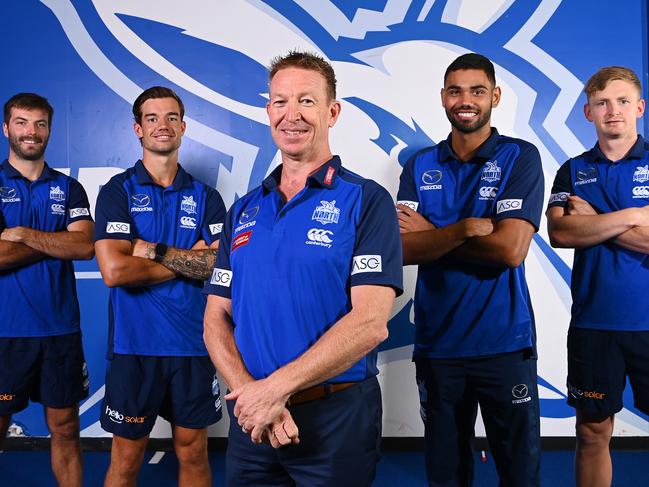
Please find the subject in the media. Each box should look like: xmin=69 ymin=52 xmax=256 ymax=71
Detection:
xmin=8 ymin=134 xmax=48 ymax=161
xmin=446 ymin=105 xmax=492 ymax=134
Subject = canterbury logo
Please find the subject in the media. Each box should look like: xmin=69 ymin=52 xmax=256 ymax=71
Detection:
xmin=307 ymin=228 xmax=333 ymax=243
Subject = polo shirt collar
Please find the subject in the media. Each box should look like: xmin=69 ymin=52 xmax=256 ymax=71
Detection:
xmin=134 ymin=159 xmax=193 ymax=190
xmin=262 ymin=156 xmax=342 ymax=193
xmin=590 ymin=135 xmax=645 ymax=162
xmin=2 ymin=159 xmax=57 ymax=181
xmin=438 ymin=128 xmax=500 ymax=163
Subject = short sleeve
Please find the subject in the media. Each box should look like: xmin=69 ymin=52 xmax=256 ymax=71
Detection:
xmin=494 ymin=143 xmax=545 ymax=230
xmin=396 ymin=154 xmax=420 ymax=212
xmin=94 ymin=178 xmax=133 ymax=241
xmin=203 ymin=204 xmax=234 ymax=298
xmin=351 ymin=182 xmax=403 ymax=295
xmin=546 ymin=160 xmax=572 ymax=210
xmin=201 ymin=187 xmax=227 ymax=246
xmin=66 ymin=178 xmax=93 ymax=226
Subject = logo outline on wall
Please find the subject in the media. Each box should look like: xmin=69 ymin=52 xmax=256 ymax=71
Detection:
xmin=312 ymin=200 xmax=340 ymax=225
xmin=481 ymin=161 xmax=501 ymax=183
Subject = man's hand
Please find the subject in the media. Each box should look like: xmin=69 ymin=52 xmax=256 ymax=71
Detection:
xmin=226 ymin=378 xmax=290 ymax=444
xmin=566 ymin=195 xmax=597 ymax=216
xmin=397 ymin=204 xmax=435 ymax=233
xmin=131 ymin=238 xmax=155 ymax=259
xmin=1 ymin=226 xmax=31 ymax=243
xmin=264 ymin=408 xmax=300 ymax=448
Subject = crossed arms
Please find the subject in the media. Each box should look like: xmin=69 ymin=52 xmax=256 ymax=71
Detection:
xmin=546 ymin=195 xmax=649 ymax=253
xmin=397 ymin=204 xmax=535 ymax=267
xmin=0 ymin=220 xmax=95 ymax=270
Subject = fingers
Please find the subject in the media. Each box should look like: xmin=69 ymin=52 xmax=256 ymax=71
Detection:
xmin=250 ymin=424 xmax=266 ymax=444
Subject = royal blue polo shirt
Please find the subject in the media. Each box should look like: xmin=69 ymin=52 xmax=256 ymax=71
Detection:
xmin=0 ymin=159 xmax=93 ymax=337
xmin=398 ymin=129 xmax=544 ymax=359
xmin=94 ymin=160 xmax=226 ymax=356
xmin=548 ymin=135 xmax=649 ymax=331
xmin=204 ymin=156 xmax=403 ymax=382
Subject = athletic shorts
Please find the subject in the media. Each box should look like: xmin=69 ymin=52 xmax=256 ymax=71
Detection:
xmin=0 ymin=332 xmax=88 ymax=415
xmin=567 ymin=327 xmax=649 ymax=416
xmin=100 ymin=354 xmax=222 ymax=439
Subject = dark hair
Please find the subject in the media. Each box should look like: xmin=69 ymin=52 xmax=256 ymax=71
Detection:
xmin=444 ymin=53 xmax=496 ymax=86
xmin=132 ymin=86 xmax=185 ymax=125
xmin=269 ymin=50 xmax=337 ymax=100
xmin=584 ymin=66 xmax=642 ymax=99
xmin=4 ymin=93 xmax=53 ymax=126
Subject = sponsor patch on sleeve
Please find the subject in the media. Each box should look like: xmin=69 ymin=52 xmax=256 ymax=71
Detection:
xmin=351 ymin=255 xmax=382 ymax=275
xmin=209 ymin=223 xmax=223 ymax=235
xmin=106 ymin=221 xmax=131 ymax=234
xmin=396 ymin=200 xmax=419 ymax=211
xmin=548 ymin=192 xmax=570 ymax=204
xmin=496 ymin=199 xmax=523 ymax=214
xmin=69 ymin=208 xmax=90 ymax=218
xmin=210 ymin=268 xmax=232 ymax=287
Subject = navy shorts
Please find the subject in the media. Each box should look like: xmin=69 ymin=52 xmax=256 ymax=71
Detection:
xmin=226 ymin=376 xmax=382 ymax=487
xmin=0 ymin=332 xmax=89 ymax=415
xmin=415 ymin=349 xmax=540 ymax=487
xmin=100 ymin=354 xmax=222 ymax=439
xmin=567 ymin=327 xmax=649 ymax=416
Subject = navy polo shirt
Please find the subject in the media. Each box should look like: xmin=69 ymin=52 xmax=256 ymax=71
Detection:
xmin=548 ymin=135 xmax=649 ymax=331
xmin=204 ymin=156 xmax=403 ymax=382
xmin=94 ymin=160 xmax=226 ymax=356
xmin=0 ymin=159 xmax=92 ymax=337
xmin=398 ymin=129 xmax=544 ymax=359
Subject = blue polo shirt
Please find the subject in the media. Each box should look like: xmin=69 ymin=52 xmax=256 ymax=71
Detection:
xmin=94 ymin=160 xmax=226 ymax=356
xmin=398 ymin=129 xmax=544 ymax=359
xmin=204 ymin=156 xmax=403 ymax=382
xmin=548 ymin=135 xmax=649 ymax=331
xmin=0 ymin=159 xmax=92 ymax=337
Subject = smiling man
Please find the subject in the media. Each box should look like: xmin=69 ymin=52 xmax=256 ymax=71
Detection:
xmin=397 ymin=53 xmax=544 ymax=486
xmin=0 ymin=93 xmax=94 ymax=487
xmin=94 ymin=86 xmax=226 ymax=487
xmin=203 ymin=51 xmax=402 ymax=486
xmin=546 ymin=67 xmax=649 ymax=487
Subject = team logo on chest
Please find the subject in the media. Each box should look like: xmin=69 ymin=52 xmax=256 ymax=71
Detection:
xmin=0 ymin=186 xmax=20 ymax=203
xmin=312 ymin=200 xmax=340 ymax=225
xmin=131 ymin=194 xmax=152 ymax=212
xmin=51 ymin=203 xmax=65 ymax=215
xmin=306 ymin=228 xmax=334 ymax=248
xmin=181 ymin=195 xmax=197 ymax=214
xmin=633 ymin=165 xmax=649 ymax=183
xmin=49 ymin=185 xmax=65 ymax=201
xmin=420 ymin=170 xmax=442 ymax=190
xmin=481 ymin=161 xmax=501 ymax=183
xmin=575 ymin=166 xmax=597 ymax=186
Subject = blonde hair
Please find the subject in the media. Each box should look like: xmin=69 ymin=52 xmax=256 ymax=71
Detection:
xmin=584 ymin=66 xmax=641 ymax=99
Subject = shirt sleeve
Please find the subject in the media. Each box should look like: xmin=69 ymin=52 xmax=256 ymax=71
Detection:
xmin=66 ymin=178 xmax=93 ymax=227
xmin=203 ymin=204 xmax=234 ymax=298
xmin=94 ymin=178 xmax=133 ymax=241
xmin=201 ymin=186 xmax=227 ymax=246
xmin=494 ymin=142 xmax=545 ymax=230
xmin=546 ymin=160 xmax=572 ymax=210
xmin=396 ymin=154 xmax=420 ymax=212
xmin=350 ymin=181 xmax=404 ymax=296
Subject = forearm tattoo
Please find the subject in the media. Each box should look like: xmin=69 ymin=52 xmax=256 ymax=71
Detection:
xmin=160 ymin=248 xmax=217 ymax=280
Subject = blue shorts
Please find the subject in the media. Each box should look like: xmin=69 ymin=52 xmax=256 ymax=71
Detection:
xmin=226 ymin=376 xmax=382 ymax=487
xmin=100 ymin=354 xmax=222 ymax=439
xmin=415 ymin=349 xmax=540 ymax=487
xmin=567 ymin=327 xmax=649 ymax=416
xmin=0 ymin=332 xmax=89 ymax=415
